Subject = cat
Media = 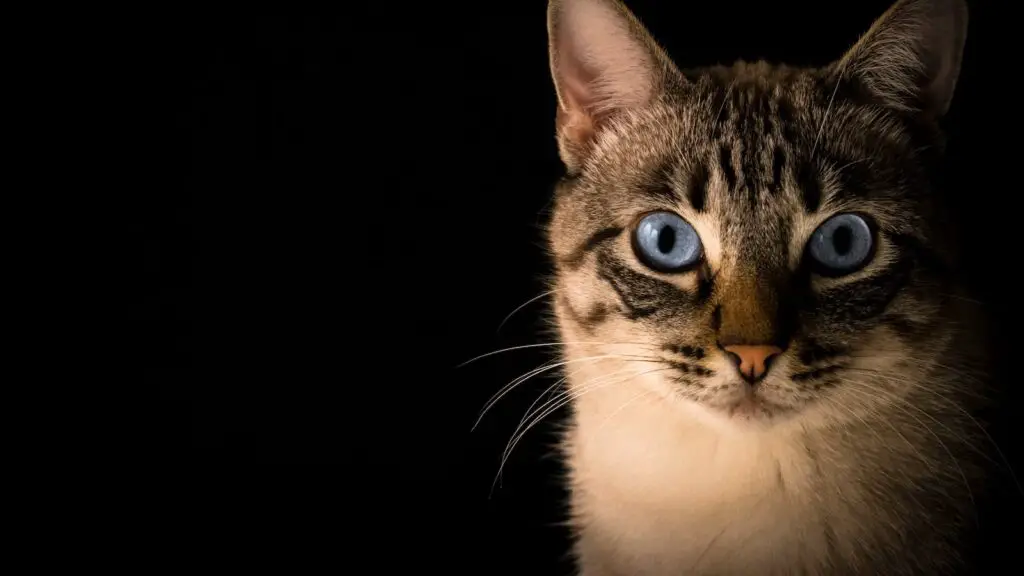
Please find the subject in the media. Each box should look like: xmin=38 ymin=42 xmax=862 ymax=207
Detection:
xmin=543 ymin=0 xmax=990 ymax=574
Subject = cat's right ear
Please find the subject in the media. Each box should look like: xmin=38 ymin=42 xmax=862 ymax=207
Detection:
xmin=547 ymin=0 xmax=681 ymax=172
xmin=833 ymin=0 xmax=968 ymax=119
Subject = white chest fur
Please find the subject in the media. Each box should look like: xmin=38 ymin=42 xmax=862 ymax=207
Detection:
xmin=565 ymin=375 xmax=851 ymax=576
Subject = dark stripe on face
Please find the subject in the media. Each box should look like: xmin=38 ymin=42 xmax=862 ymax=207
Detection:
xmin=736 ymin=137 xmax=762 ymax=200
xmin=740 ymin=144 xmax=759 ymax=200
xmin=771 ymin=147 xmax=786 ymax=193
xmin=644 ymin=162 xmax=682 ymax=203
xmin=687 ymin=163 xmax=709 ymax=212
xmin=663 ymin=343 xmax=707 ymax=360
xmin=596 ymin=252 xmax=688 ymax=320
xmin=814 ymin=254 xmax=914 ymax=322
xmin=797 ymin=161 xmax=822 ymax=213
xmin=696 ymin=261 xmax=715 ymax=302
xmin=718 ymin=145 xmax=737 ymax=190
xmin=559 ymin=295 xmax=610 ymax=334
xmin=775 ymin=97 xmax=798 ymax=142
xmin=797 ymin=340 xmax=848 ymax=366
xmin=667 ymin=360 xmax=714 ymax=377
xmin=560 ymin=227 xmax=623 ymax=270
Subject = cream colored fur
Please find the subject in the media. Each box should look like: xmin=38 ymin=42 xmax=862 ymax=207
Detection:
xmin=554 ymin=274 xmax=966 ymax=575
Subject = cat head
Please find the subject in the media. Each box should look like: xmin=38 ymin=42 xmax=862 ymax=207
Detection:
xmin=545 ymin=0 xmax=969 ymax=427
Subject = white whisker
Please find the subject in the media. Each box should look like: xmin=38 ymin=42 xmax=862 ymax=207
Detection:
xmin=456 ymin=340 xmax=659 ymax=369
xmin=472 ymin=353 xmax=663 ymax=431
xmin=496 ymin=289 xmax=559 ymax=334
xmin=714 ymin=78 xmax=737 ymax=125
xmin=838 ymin=378 xmax=978 ymax=525
xmin=847 ymin=367 xmax=1021 ymax=495
xmin=491 ymin=365 xmax=670 ymax=494
xmin=474 ymin=354 xmax=620 ymax=431
xmin=812 ymin=69 xmax=844 ymax=158
xmin=595 ymin=388 xmax=657 ymax=433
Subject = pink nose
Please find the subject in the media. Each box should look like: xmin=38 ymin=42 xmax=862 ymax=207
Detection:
xmin=723 ymin=345 xmax=783 ymax=383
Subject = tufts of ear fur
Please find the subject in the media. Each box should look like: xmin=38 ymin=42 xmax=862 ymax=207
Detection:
xmin=835 ymin=0 xmax=968 ymax=118
xmin=547 ymin=0 xmax=682 ymax=172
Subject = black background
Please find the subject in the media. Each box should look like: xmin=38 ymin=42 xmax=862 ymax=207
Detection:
xmin=165 ymin=1 xmax=1022 ymax=572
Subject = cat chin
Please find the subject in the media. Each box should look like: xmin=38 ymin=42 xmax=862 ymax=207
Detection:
xmin=723 ymin=395 xmax=774 ymax=419
xmin=691 ymin=386 xmax=800 ymax=428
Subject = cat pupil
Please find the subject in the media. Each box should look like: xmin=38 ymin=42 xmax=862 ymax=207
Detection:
xmin=657 ymin=226 xmax=676 ymax=253
xmin=832 ymin=225 xmax=853 ymax=255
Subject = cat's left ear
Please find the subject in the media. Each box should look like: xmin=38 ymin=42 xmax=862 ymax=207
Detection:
xmin=834 ymin=0 xmax=968 ymax=118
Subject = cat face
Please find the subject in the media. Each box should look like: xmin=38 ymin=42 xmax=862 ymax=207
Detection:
xmin=546 ymin=0 xmax=968 ymax=427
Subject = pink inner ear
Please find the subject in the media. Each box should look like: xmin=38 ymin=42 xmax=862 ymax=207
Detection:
xmin=554 ymin=1 xmax=657 ymax=120
xmin=556 ymin=104 xmax=595 ymax=149
xmin=556 ymin=32 xmax=599 ymax=116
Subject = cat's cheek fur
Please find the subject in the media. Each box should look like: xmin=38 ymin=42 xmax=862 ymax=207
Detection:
xmin=556 ymin=266 xmax=616 ymax=334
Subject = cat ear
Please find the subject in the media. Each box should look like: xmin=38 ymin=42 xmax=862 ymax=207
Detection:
xmin=834 ymin=0 xmax=968 ymax=118
xmin=547 ymin=0 xmax=682 ymax=170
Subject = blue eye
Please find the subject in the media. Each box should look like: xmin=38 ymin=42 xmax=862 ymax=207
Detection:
xmin=807 ymin=213 xmax=875 ymax=275
xmin=632 ymin=211 xmax=703 ymax=272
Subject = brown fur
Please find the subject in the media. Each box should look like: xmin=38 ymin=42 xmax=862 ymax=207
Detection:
xmin=543 ymin=1 xmax=987 ymax=574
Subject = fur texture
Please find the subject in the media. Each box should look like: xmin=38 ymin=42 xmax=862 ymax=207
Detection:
xmin=543 ymin=1 xmax=986 ymax=574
